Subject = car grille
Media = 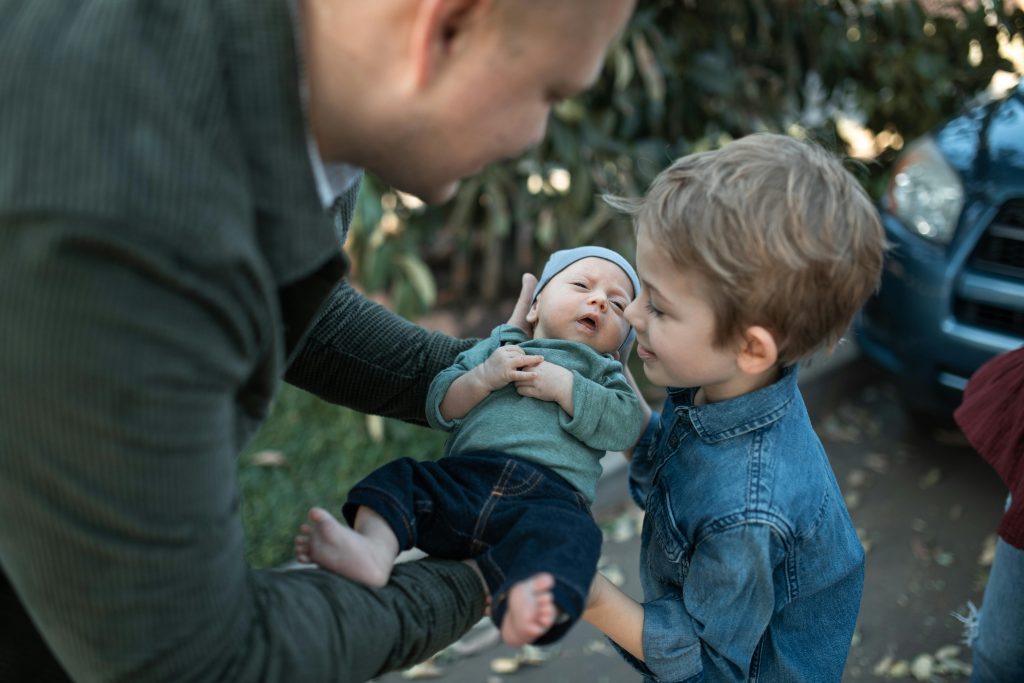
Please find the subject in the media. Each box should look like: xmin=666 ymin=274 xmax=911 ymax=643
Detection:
xmin=955 ymin=199 xmax=1024 ymax=336
xmin=969 ymin=200 xmax=1024 ymax=279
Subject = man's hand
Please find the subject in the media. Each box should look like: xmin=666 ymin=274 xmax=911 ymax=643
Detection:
xmin=475 ymin=345 xmax=544 ymax=392
xmin=506 ymin=273 xmax=539 ymax=335
xmin=515 ymin=361 xmax=574 ymax=416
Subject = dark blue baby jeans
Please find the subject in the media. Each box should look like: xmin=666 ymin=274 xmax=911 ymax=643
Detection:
xmin=343 ymin=451 xmax=603 ymax=644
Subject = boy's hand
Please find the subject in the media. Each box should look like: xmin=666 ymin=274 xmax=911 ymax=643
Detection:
xmin=476 ymin=345 xmax=544 ymax=392
xmin=515 ymin=361 xmax=574 ymax=415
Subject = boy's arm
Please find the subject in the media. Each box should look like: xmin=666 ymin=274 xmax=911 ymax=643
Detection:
xmin=583 ymin=573 xmax=645 ymax=661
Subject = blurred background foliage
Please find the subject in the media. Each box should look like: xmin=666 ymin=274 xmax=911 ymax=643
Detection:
xmin=346 ymin=0 xmax=1023 ymax=318
xmin=242 ymin=0 xmax=1023 ymax=567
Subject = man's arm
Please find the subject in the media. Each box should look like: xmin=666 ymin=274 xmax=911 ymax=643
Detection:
xmin=286 ymin=275 xmax=538 ymax=426
xmin=285 ymin=279 xmax=475 ymax=426
xmin=0 ymin=219 xmax=485 ymax=682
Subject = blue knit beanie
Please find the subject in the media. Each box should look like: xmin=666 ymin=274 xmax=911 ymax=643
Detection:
xmin=531 ymin=246 xmax=640 ymax=356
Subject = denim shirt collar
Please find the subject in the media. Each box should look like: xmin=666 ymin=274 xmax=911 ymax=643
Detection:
xmin=668 ymin=364 xmax=799 ymax=444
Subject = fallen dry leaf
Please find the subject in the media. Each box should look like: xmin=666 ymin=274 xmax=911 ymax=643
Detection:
xmin=910 ymin=653 xmax=934 ymax=680
xmin=847 ymin=469 xmax=869 ymax=488
xmin=401 ymin=659 xmax=443 ymax=679
xmin=490 ymin=657 xmax=519 ymax=674
xmin=979 ymin=533 xmax=997 ymax=567
xmin=918 ymin=468 xmax=942 ymax=490
xmin=517 ymin=644 xmax=554 ymax=666
xmin=888 ymin=659 xmax=911 ymax=677
xmin=248 ymin=450 xmax=286 ymax=467
xmin=865 ymin=452 xmax=890 ymax=474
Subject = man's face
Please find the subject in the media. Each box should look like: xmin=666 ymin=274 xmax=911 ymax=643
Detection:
xmin=365 ymin=0 xmax=636 ymax=203
xmin=527 ymin=257 xmax=634 ymax=355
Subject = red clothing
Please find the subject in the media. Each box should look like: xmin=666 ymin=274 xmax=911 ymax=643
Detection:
xmin=955 ymin=347 xmax=1024 ymax=549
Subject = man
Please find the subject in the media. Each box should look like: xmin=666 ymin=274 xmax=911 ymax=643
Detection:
xmin=0 ymin=0 xmax=636 ymax=681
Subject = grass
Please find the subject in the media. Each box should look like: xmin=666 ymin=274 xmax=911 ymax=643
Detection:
xmin=238 ymin=383 xmax=446 ymax=568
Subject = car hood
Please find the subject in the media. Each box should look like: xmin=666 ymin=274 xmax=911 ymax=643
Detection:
xmin=936 ymin=82 xmax=1024 ymax=188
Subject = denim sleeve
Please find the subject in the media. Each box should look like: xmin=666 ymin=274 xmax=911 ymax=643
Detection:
xmin=642 ymin=524 xmax=778 ymax=682
xmin=627 ymin=411 xmax=661 ymax=509
xmin=559 ymin=367 xmax=643 ymax=452
xmin=424 ymin=327 xmax=511 ymax=430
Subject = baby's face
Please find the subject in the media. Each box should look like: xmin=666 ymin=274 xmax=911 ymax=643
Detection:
xmin=527 ymin=257 xmax=634 ymax=355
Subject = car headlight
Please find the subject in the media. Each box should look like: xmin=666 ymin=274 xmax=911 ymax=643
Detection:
xmin=885 ymin=136 xmax=964 ymax=245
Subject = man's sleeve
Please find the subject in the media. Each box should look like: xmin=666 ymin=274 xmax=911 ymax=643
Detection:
xmin=0 ymin=218 xmax=485 ymax=683
xmin=285 ymin=279 xmax=477 ymax=427
xmin=640 ymin=524 xmax=779 ymax=682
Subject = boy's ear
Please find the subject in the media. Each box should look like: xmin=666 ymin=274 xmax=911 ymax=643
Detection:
xmin=407 ymin=0 xmax=485 ymax=89
xmin=736 ymin=325 xmax=778 ymax=375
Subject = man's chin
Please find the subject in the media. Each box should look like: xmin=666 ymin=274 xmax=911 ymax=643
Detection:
xmin=404 ymin=179 xmax=460 ymax=206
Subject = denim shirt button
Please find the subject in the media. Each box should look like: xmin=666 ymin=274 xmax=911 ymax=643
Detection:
xmin=668 ymin=433 xmax=679 ymax=449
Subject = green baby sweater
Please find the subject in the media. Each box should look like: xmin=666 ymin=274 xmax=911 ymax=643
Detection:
xmin=426 ymin=325 xmax=645 ymax=503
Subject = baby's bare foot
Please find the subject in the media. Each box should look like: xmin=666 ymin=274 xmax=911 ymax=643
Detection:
xmin=500 ymin=573 xmax=558 ymax=646
xmin=293 ymin=507 xmax=394 ymax=587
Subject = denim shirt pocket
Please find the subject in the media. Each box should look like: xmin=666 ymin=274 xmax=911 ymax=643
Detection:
xmin=644 ymin=488 xmax=691 ymax=578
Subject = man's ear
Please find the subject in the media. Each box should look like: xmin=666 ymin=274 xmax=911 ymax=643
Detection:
xmin=408 ymin=0 xmax=485 ymax=89
xmin=736 ymin=325 xmax=778 ymax=375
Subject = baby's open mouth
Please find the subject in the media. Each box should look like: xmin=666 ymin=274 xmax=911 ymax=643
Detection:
xmin=577 ymin=314 xmax=598 ymax=332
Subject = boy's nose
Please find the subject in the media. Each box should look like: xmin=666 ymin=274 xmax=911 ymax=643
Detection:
xmin=588 ymin=292 xmax=608 ymax=311
xmin=624 ymin=298 xmax=643 ymax=329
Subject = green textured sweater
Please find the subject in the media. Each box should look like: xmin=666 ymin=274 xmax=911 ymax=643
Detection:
xmin=427 ymin=325 xmax=644 ymax=503
xmin=0 ymin=1 xmax=482 ymax=681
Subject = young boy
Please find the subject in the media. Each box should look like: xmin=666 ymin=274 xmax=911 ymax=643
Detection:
xmin=583 ymin=133 xmax=886 ymax=682
xmin=295 ymin=246 xmax=646 ymax=647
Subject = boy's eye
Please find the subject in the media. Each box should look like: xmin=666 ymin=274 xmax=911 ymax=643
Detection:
xmin=612 ymin=300 xmax=627 ymax=311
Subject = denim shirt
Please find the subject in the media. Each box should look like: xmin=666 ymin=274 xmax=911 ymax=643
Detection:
xmin=623 ymin=366 xmax=864 ymax=682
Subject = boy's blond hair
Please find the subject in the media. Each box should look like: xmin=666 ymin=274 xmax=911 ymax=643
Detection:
xmin=609 ymin=133 xmax=886 ymax=365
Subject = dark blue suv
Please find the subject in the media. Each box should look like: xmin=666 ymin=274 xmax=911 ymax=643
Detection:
xmin=856 ymin=80 xmax=1024 ymax=418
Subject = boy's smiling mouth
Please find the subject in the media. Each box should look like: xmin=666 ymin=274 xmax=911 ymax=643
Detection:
xmin=636 ymin=342 xmax=656 ymax=360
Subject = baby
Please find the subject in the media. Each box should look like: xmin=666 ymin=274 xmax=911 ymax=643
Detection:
xmin=295 ymin=246 xmax=645 ymax=646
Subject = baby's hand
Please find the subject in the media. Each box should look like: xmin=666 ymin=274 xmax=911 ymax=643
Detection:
xmin=477 ymin=345 xmax=544 ymax=391
xmin=515 ymin=361 xmax=574 ymax=413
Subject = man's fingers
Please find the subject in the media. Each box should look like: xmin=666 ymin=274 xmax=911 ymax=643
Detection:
xmin=505 ymin=273 xmax=539 ymax=333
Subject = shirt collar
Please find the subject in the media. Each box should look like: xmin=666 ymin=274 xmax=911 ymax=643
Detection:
xmin=669 ymin=364 xmax=799 ymax=443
